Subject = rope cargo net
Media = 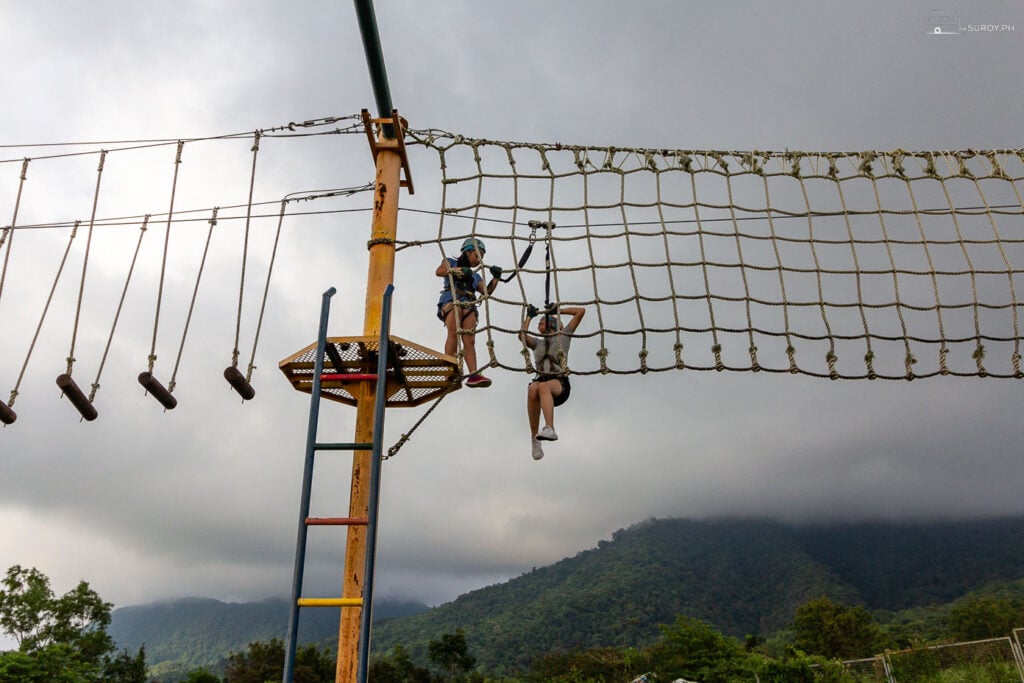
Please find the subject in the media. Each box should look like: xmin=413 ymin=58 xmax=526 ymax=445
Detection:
xmin=2 ymin=116 xmax=1023 ymax=426
xmin=406 ymin=129 xmax=1024 ymax=380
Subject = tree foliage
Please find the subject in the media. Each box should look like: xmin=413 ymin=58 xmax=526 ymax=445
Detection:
xmin=428 ymin=628 xmax=476 ymax=677
xmin=791 ymin=597 xmax=887 ymax=660
xmin=223 ymin=637 xmax=334 ymax=683
xmin=0 ymin=565 xmax=117 ymax=682
xmin=369 ymin=644 xmax=435 ymax=683
xmin=645 ymin=615 xmax=748 ymax=683
xmin=101 ymin=646 xmax=148 ymax=683
xmin=945 ymin=595 xmax=1024 ymax=641
xmin=183 ymin=669 xmax=222 ymax=683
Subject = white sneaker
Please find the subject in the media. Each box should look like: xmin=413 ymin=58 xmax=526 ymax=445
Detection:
xmin=531 ymin=439 xmax=544 ymax=460
xmin=536 ymin=425 xmax=558 ymax=441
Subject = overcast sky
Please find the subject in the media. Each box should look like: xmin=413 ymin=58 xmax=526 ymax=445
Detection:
xmin=1 ymin=0 xmax=1023 ymax=625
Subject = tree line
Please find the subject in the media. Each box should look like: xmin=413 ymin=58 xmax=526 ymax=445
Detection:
xmin=2 ymin=564 xmax=1023 ymax=682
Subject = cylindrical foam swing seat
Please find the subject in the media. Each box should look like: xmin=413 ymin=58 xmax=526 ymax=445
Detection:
xmin=224 ymin=366 xmax=255 ymax=400
xmin=137 ymin=372 xmax=177 ymax=409
xmin=56 ymin=374 xmax=98 ymax=421
xmin=0 ymin=400 xmax=16 ymax=425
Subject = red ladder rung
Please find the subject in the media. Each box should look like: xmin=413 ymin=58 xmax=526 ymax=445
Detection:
xmin=305 ymin=517 xmax=369 ymax=526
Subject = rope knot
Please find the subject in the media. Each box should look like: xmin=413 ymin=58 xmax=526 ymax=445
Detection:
xmin=858 ymin=152 xmax=877 ymax=177
xmin=786 ymin=345 xmax=798 ymax=374
xmin=973 ymin=345 xmax=987 ymax=377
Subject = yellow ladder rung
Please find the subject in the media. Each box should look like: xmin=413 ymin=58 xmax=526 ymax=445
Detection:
xmin=297 ymin=597 xmax=363 ymax=607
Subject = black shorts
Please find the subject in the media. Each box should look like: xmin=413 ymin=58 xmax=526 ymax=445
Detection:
xmin=437 ymin=301 xmax=478 ymax=323
xmin=532 ymin=375 xmax=571 ymax=407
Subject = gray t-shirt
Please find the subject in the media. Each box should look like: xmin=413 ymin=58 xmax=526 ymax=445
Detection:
xmin=532 ymin=332 xmax=574 ymax=375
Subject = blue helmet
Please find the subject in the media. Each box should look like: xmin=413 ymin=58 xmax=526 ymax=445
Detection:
xmin=461 ymin=237 xmax=486 ymax=254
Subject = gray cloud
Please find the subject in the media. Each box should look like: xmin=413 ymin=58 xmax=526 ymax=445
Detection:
xmin=1 ymin=1 xmax=1022 ymax=614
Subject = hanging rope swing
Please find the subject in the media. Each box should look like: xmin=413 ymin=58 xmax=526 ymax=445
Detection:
xmin=56 ymin=149 xmax=107 ymax=421
xmin=0 ymin=158 xmax=30 ymax=424
xmin=4 ymin=222 xmax=80 ymax=425
xmin=223 ymin=131 xmax=261 ymax=400
xmin=138 ymin=140 xmax=184 ymax=410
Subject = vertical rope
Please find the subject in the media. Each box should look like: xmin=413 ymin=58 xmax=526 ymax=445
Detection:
xmin=655 ymin=159 xmax=684 ymax=370
xmin=169 ymin=208 xmax=219 ymax=393
xmin=0 ymin=159 xmax=30 ymax=304
xmin=148 ymin=140 xmax=185 ymax=373
xmin=870 ymin=175 xmax=915 ymax=379
xmin=969 ymin=172 xmax=1017 ymax=379
xmin=900 ymin=169 xmax=949 ymax=374
xmin=799 ymin=172 xmax=838 ymax=378
xmin=435 ymin=145 xmax=465 ymax=371
xmin=936 ymin=157 xmax=982 ymax=373
xmin=89 ymin=216 xmax=149 ymax=402
xmin=231 ymin=130 xmax=261 ymax=370
xmin=761 ymin=172 xmax=796 ymax=373
xmin=617 ymin=161 xmax=649 ymax=372
xmin=724 ymin=168 xmax=757 ymax=372
xmin=245 ymin=200 xmax=287 ymax=381
xmin=690 ymin=171 xmax=721 ymax=368
xmin=835 ymin=182 xmax=875 ymax=378
xmin=504 ymin=143 xmax=533 ymax=372
xmin=580 ymin=152 xmax=609 ymax=373
xmin=471 ymin=140 xmax=498 ymax=369
xmin=1001 ymin=169 xmax=1024 ymax=376
xmin=67 ymin=150 xmax=107 ymax=375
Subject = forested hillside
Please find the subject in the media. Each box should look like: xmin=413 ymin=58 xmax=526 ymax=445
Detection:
xmin=110 ymin=516 xmax=1024 ymax=677
xmin=369 ymin=516 xmax=1024 ymax=672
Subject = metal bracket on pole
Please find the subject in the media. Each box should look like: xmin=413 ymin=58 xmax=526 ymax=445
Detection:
xmin=361 ymin=109 xmax=414 ymax=194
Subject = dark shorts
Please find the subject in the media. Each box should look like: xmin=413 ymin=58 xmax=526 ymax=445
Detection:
xmin=437 ymin=301 xmax=478 ymax=323
xmin=532 ymin=374 xmax=571 ymax=407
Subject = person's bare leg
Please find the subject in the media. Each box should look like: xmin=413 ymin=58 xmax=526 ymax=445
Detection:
xmin=528 ymin=383 xmax=541 ymax=439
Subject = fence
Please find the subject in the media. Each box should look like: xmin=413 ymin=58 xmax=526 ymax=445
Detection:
xmin=827 ymin=629 xmax=1024 ymax=682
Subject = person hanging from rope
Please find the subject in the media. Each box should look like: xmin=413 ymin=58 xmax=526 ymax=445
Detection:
xmin=436 ymin=237 xmax=502 ymax=387
xmin=520 ymin=303 xmax=585 ymax=460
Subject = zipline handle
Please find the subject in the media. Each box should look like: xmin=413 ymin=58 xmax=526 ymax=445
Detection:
xmin=499 ymin=243 xmax=533 ymax=282
xmin=499 ymin=220 xmax=554 ymax=283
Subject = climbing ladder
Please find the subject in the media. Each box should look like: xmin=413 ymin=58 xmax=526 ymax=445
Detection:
xmin=278 ymin=284 xmax=460 ymax=683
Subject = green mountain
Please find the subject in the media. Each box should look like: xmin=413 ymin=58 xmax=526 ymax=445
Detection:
xmin=110 ymin=516 xmax=1024 ymax=678
xmin=370 ymin=517 xmax=1024 ymax=673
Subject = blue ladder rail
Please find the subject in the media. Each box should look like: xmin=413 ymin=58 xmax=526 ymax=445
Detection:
xmin=282 ymin=284 xmax=394 ymax=683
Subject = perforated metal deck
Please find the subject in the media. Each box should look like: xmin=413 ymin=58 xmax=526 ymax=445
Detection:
xmin=278 ymin=335 xmax=460 ymax=407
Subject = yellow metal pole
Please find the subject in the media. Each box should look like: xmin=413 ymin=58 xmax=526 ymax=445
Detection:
xmin=336 ymin=133 xmax=402 ymax=683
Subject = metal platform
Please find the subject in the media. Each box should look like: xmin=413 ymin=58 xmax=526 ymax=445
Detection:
xmin=278 ymin=335 xmax=460 ymax=408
